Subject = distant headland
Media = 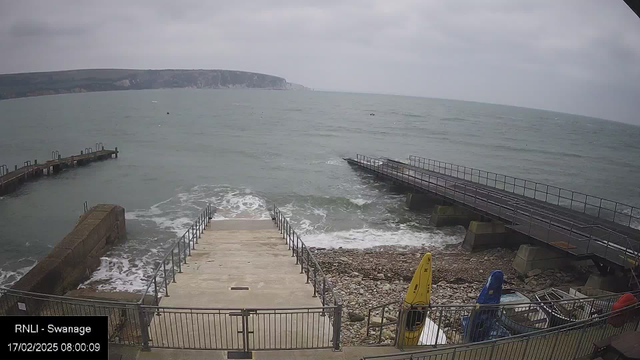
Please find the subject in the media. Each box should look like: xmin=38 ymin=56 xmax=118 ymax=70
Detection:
xmin=0 ymin=69 xmax=309 ymax=100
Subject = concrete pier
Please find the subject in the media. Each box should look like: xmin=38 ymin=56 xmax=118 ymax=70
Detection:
xmin=429 ymin=205 xmax=479 ymax=227
xmin=0 ymin=148 xmax=118 ymax=196
xmin=405 ymin=193 xmax=441 ymax=211
xmin=512 ymin=244 xmax=569 ymax=274
xmin=345 ymin=155 xmax=640 ymax=274
xmin=462 ymin=221 xmax=508 ymax=251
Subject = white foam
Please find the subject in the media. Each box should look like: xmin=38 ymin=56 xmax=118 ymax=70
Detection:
xmin=326 ymin=158 xmax=346 ymax=166
xmin=0 ymin=258 xmax=37 ymax=287
xmin=302 ymin=226 xmax=464 ymax=249
xmin=349 ymin=198 xmax=372 ymax=206
xmin=211 ymin=188 xmax=270 ymax=220
xmin=82 ymin=184 xmax=271 ymax=292
xmin=126 ymin=196 xmax=195 ymax=237
xmin=80 ymin=256 xmax=152 ymax=293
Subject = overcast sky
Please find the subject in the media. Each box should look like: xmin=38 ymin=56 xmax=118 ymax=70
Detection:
xmin=1 ymin=0 xmax=639 ymax=124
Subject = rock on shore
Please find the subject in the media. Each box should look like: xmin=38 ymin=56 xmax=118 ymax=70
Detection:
xmin=312 ymin=244 xmax=590 ymax=346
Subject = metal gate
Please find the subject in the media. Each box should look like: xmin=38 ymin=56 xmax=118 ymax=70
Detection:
xmin=142 ymin=305 xmax=341 ymax=352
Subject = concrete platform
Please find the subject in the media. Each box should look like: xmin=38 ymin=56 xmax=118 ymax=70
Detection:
xmin=147 ymin=220 xmax=330 ymax=350
xmin=159 ymin=220 xmax=320 ymax=308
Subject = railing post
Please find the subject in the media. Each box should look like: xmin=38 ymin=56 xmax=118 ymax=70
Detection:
xmin=183 ymin=236 xmax=188 ymax=263
xmin=178 ymin=239 xmax=182 ymax=274
xmin=332 ymin=304 xmax=342 ymax=351
xmin=547 ymin=329 xmax=559 ymax=360
xmin=322 ymin=277 xmax=327 ymax=307
xmin=153 ymin=277 xmax=159 ymax=306
xmin=312 ymin=267 xmax=318 ymax=297
xmin=195 ymin=219 xmax=199 ymax=244
xmin=305 ymin=249 xmax=310 ymax=283
xmin=379 ymin=305 xmax=386 ymax=343
xmin=488 ymin=341 xmax=496 ymax=360
xmin=138 ymin=305 xmax=150 ymax=351
xmin=162 ymin=261 xmax=169 ymax=297
xmin=434 ymin=308 xmax=443 ymax=347
xmin=171 ymin=250 xmax=177 ymax=282
xmin=300 ymin=243 xmax=305 ymax=274
xmin=572 ymin=322 xmax=588 ymax=359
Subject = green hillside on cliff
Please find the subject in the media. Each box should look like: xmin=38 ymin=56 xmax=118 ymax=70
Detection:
xmin=0 ymin=69 xmax=298 ymax=100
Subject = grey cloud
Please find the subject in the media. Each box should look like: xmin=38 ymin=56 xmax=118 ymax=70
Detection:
xmin=0 ymin=0 xmax=639 ymax=124
xmin=9 ymin=20 xmax=91 ymax=38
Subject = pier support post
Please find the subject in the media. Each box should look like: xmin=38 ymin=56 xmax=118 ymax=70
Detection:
xmin=405 ymin=193 xmax=441 ymax=211
xmin=463 ymin=221 xmax=508 ymax=251
xmin=429 ymin=205 xmax=478 ymax=227
xmin=512 ymin=244 xmax=568 ymax=275
xmin=584 ymin=273 xmax=628 ymax=292
xmin=387 ymin=182 xmax=409 ymax=193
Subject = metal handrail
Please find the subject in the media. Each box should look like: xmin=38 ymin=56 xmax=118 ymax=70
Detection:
xmin=409 ymin=155 xmax=640 ymax=229
xmin=354 ymin=155 xmax=640 ymax=268
xmin=368 ymin=289 xmax=640 ymax=312
xmin=366 ymin=289 xmax=640 ymax=344
xmin=363 ymin=301 xmax=640 ymax=359
xmin=139 ymin=304 xmax=339 ymax=311
xmin=405 ymin=155 xmax=640 ymax=270
xmin=138 ymin=203 xmax=214 ymax=304
xmin=271 ymin=205 xmax=342 ymax=307
xmin=271 ymin=205 xmax=344 ymax=351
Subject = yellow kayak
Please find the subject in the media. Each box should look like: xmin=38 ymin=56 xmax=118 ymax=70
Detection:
xmin=401 ymin=252 xmax=432 ymax=346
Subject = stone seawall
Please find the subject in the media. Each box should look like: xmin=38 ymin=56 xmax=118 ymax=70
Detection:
xmin=11 ymin=204 xmax=126 ymax=296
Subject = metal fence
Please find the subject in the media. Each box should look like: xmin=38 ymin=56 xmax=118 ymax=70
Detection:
xmin=139 ymin=203 xmax=214 ymax=305
xmin=143 ymin=305 xmax=340 ymax=351
xmin=0 ymin=203 xmax=344 ymax=352
xmin=354 ymin=155 xmax=640 ymax=269
xmin=272 ymin=204 xmax=342 ymax=309
xmin=408 ymin=155 xmax=640 ymax=230
xmin=362 ymin=301 xmax=640 ymax=360
xmin=367 ymin=290 xmax=639 ymax=347
xmin=0 ymin=288 xmax=145 ymax=346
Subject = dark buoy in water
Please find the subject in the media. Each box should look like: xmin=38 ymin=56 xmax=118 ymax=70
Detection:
xmin=167 ymin=112 xmax=170 ymax=115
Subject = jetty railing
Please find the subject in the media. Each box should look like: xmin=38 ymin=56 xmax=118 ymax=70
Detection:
xmin=366 ymin=289 xmax=638 ymax=347
xmin=408 ymin=155 xmax=640 ymax=230
xmin=362 ymin=301 xmax=640 ymax=360
xmin=354 ymin=155 xmax=640 ymax=269
xmin=138 ymin=203 xmax=214 ymax=305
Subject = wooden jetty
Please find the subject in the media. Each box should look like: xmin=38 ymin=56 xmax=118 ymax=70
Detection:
xmin=0 ymin=147 xmax=118 ymax=196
